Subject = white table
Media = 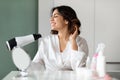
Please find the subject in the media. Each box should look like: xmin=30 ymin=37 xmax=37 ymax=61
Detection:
xmin=2 ymin=70 xmax=119 ymax=80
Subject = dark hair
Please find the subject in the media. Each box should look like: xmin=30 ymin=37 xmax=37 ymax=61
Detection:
xmin=50 ymin=5 xmax=81 ymax=35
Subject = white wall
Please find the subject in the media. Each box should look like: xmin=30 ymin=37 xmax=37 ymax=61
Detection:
xmin=38 ymin=0 xmax=54 ymax=36
xmin=95 ymin=0 xmax=120 ymax=62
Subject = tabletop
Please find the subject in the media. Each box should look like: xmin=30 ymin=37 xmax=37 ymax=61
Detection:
xmin=2 ymin=70 xmax=120 ymax=80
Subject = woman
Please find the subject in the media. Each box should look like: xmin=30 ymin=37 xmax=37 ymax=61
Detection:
xmin=31 ymin=5 xmax=88 ymax=71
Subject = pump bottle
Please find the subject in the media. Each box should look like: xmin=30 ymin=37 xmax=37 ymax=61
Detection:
xmin=96 ymin=43 xmax=106 ymax=77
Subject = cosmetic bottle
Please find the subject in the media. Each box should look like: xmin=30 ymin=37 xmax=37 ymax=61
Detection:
xmin=96 ymin=43 xmax=106 ymax=77
xmin=90 ymin=44 xmax=100 ymax=72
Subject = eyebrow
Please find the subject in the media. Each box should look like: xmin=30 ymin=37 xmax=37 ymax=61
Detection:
xmin=52 ymin=13 xmax=61 ymax=16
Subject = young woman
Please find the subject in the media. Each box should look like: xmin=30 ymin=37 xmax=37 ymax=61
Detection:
xmin=31 ymin=5 xmax=88 ymax=71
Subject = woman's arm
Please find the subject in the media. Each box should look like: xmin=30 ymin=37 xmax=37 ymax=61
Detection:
xmin=70 ymin=36 xmax=89 ymax=70
xmin=28 ymin=41 xmax=45 ymax=71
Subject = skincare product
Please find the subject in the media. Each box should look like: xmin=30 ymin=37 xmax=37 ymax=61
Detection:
xmin=96 ymin=43 xmax=106 ymax=77
xmin=90 ymin=44 xmax=100 ymax=71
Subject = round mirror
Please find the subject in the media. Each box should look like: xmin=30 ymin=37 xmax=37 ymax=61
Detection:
xmin=12 ymin=47 xmax=31 ymax=77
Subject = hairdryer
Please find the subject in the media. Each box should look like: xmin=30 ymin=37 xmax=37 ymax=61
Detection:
xmin=6 ymin=34 xmax=42 ymax=51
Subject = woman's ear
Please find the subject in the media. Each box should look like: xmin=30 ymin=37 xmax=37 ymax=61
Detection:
xmin=65 ymin=20 xmax=68 ymax=24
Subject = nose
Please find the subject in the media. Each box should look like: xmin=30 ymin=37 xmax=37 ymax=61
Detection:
xmin=50 ymin=16 xmax=54 ymax=21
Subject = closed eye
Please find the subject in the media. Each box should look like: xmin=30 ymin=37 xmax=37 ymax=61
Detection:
xmin=51 ymin=13 xmax=61 ymax=18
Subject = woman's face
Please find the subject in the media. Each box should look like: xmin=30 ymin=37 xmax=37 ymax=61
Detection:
xmin=50 ymin=9 xmax=68 ymax=31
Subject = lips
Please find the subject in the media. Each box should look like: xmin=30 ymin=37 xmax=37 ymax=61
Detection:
xmin=50 ymin=22 xmax=56 ymax=26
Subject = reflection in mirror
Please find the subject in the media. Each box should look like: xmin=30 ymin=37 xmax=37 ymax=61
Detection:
xmin=12 ymin=47 xmax=31 ymax=78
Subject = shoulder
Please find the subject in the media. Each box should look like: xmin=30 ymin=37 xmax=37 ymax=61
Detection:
xmin=39 ymin=34 xmax=57 ymax=43
xmin=76 ymin=35 xmax=87 ymax=44
xmin=76 ymin=35 xmax=88 ymax=48
xmin=43 ymin=34 xmax=57 ymax=40
xmin=76 ymin=35 xmax=89 ymax=55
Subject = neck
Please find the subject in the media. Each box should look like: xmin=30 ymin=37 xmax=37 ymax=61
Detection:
xmin=58 ymin=32 xmax=70 ymax=41
xmin=57 ymin=25 xmax=70 ymax=41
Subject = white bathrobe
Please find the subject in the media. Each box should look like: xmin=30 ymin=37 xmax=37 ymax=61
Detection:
xmin=31 ymin=35 xmax=88 ymax=71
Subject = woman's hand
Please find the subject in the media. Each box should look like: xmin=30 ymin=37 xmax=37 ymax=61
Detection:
xmin=69 ymin=26 xmax=78 ymax=51
xmin=70 ymin=25 xmax=78 ymax=41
